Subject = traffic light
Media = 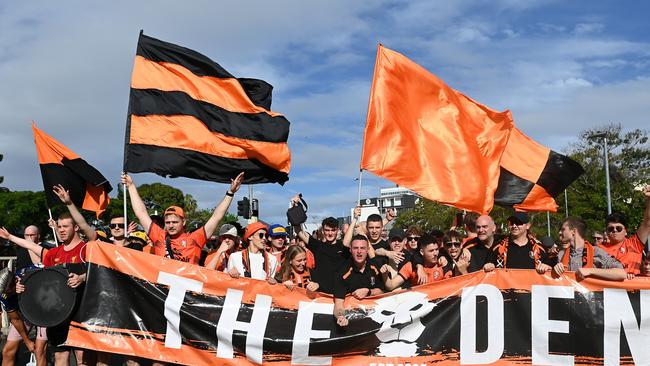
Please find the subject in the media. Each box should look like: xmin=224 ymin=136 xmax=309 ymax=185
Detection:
xmin=237 ymin=197 xmax=250 ymax=219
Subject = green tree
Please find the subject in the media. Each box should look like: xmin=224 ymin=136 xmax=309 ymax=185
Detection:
xmin=0 ymin=190 xmax=50 ymax=237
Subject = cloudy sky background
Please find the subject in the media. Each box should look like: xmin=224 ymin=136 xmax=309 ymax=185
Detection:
xmin=1 ymin=1 xmax=649 ymax=225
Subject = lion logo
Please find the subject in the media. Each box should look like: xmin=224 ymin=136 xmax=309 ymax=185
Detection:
xmin=369 ymin=291 xmax=436 ymax=357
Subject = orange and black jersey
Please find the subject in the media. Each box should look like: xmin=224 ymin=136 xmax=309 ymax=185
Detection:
xmin=333 ymin=259 xmax=384 ymax=299
xmin=288 ymin=270 xmax=312 ymax=288
xmin=487 ymin=235 xmax=545 ymax=270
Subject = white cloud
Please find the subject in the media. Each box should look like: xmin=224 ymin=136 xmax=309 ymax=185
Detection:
xmin=574 ymin=22 xmax=605 ymax=35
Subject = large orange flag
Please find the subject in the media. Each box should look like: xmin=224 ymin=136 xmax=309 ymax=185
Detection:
xmin=361 ymin=45 xmax=514 ymax=213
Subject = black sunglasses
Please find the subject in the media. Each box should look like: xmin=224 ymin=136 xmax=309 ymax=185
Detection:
xmin=607 ymin=225 xmax=624 ymax=233
xmin=445 ymin=241 xmax=461 ymax=248
xmin=257 ymin=232 xmax=268 ymax=240
xmin=109 ymin=223 xmax=125 ymax=229
xmin=407 ymin=236 xmax=420 ymax=241
xmin=593 ymin=236 xmax=603 ymax=241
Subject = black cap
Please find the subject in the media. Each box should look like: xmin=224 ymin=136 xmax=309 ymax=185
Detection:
xmin=507 ymin=212 xmax=529 ymax=225
xmin=388 ymin=227 xmax=405 ymax=241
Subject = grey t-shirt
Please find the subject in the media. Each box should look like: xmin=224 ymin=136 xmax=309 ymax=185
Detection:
xmin=557 ymin=245 xmax=623 ymax=271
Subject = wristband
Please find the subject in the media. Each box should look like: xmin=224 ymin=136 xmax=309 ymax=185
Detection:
xmin=226 ymin=191 xmax=234 ymax=197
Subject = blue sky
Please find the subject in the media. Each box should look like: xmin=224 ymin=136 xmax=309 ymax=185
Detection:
xmin=1 ymin=1 xmax=649 ymax=225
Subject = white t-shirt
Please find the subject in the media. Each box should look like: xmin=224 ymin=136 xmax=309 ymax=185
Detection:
xmin=226 ymin=250 xmax=278 ymax=280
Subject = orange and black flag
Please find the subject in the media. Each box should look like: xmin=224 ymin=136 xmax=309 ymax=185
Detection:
xmin=123 ymin=32 xmax=291 ymax=184
xmin=361 ymin=45 xmax=514 ymax=214
xmin=495 ymin=128 xmax=584 ymax=212
xmin=32 ymin=123 xmax=112 ymax=218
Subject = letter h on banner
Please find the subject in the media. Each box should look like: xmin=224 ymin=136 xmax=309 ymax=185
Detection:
xmin=217 ymin=288 xmax=272 ymax=364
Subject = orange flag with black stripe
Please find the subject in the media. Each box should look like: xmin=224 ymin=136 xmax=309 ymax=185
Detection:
xmin=361 ymin=45 xmax=514 ymax=213
xmin=123 ymin=32 xmax=291 ymax=184
xmin=495 ymin=128 xmax=584 ymax=212
xmin=32 ymin=123 xmax=112 ymax=218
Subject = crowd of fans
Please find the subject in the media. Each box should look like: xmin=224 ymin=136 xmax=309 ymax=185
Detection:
xmin=0 ymin=174 xmax=648 ymax=365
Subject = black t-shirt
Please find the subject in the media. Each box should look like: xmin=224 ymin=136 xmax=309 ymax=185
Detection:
xmin=488 ymin=238 xmax=537 ymax=269
xmin=371 ymin=239 xmax=389 ymax=251
xmin=464 ymin=236 xmax=502 ymax=273
xmin=306 ymin=236 xmax=350 ymax=294
xmin=333 ymin=258 xmax=384 ymax=299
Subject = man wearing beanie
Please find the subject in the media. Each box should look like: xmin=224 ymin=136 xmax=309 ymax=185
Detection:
xmin=226 ymin=222 xmax=278 ymax=280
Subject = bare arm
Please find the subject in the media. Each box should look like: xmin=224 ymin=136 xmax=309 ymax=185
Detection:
xmin=342 ymin=207 xmax=361 ymax=248
xmin=333 ymin=298 xmax=348 ymax=327
xmin=121 ymin=173 xmax=152 ymax=233
xmin=0 ymin=228 xmax=44 ymax=257
xmin=204 ymin=172 xmax=244 ymax=238
xmin=53 ymin=184 xmax=96 ymax=241
xmin=636 ymin=185 xmax=650 ymax=243
xmin=381 ymin=264 xmax=404 ymax=291
xmin=369 ymin=288 xmax=384 ymax=296
xmin=577 ymin=267 xmax=627 ymax=281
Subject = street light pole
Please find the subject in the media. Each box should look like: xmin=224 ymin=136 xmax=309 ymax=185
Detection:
xmin=588 ymin=132 xmax=613 ymax=215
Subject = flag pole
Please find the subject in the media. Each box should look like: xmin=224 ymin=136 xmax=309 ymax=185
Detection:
xmin=123 ymin=180 xmax=128 ymax=238
xmin=546 ymin=211 xmax=551 ymax=236
xmin=356 ymin=169 xmax=364 ymax=205
xmin=48 ymin=208 xmax=59 ymax=246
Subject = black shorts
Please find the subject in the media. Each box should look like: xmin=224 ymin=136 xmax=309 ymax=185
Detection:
xmin=47 ymin=320 xmax=72 ymax=353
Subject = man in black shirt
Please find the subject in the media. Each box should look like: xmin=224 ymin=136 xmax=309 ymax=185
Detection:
xmin=291 ymin=196 xmax=349 ymax=294
xmin=344 ymin=207 xmax=403 ymax=264
xmin=334 ymin=235 xmax=384 ymax=327
xmin=485 ymin=212 xmax=545 ymax=271
xmin=463 ymin=215 xmax=499 ymax=273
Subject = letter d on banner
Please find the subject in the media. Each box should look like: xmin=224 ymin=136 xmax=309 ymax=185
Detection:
xmin=460 ymin=284 xmax=504 ymax=364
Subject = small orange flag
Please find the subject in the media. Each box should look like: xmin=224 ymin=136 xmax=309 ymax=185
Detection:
xmin=33 ymin=123 xmax=112 ymax=218
xmin=361 ymin=45 xmax=514 ymax=213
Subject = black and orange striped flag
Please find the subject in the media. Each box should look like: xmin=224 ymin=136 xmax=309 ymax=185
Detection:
xmin=32 ymin=123 xmax=112 ymax=218
xmin=495 ymin=127 xmax=584 ymax=212
xmin=123 ymin=32 xmax=291 ymax=184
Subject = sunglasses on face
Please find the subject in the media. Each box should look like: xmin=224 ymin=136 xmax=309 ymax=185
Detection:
xmin=109 ymin=223 xmax=125 ymax=229
xmin=593 ymin=236 xmax=603 ymax=241
xmin=257 ymin=232 xmax=268 ymax=240
xmin=407 ymin=236 xmax=420 ymax=241
xmin=607 ymin=225 xmax=625 ymax=233
xmin=445 ymin=242 xmax=461 ymax=248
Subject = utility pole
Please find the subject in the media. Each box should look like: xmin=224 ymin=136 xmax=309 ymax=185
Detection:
xmin=587 ymin=132 xmax=612 ymax=214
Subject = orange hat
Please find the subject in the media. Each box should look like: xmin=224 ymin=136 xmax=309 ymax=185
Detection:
xmin=243 ymin=222 xmax=268 ymax=242
xmin=164 ymin=205 xmax=185 ymax=219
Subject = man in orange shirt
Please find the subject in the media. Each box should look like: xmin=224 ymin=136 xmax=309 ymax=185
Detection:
xmin=598 ymin=184 xmax=650 ymax=278
xmin=122 ymin=172 xmax=244 ymax=264
xmin=381 ymin=233 xmax=452 ymax=291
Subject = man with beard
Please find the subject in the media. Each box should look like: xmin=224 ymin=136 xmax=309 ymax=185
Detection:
xmin=463 ymin=215 xmax=500 ymax=273
xmin=484 ymin=212 xmax=545 ymax=271
xmin=537 ymin=217 xmax=625 ymax=281
xmin=333 ymin=235 xmax=384 ymax=327
xmin=291 ymin=194 xmax=349 ymax=294
xmin=597 ymin=184 xmax=650 ymax=278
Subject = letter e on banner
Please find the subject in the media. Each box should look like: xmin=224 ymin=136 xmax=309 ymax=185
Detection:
xmin=460 ymin=284 xmax=504 ymax=364
xmin=604 ymin=288 xmax=650 ymax=366
xmin=292 ymin=301 xmax=334 ymax=365
xmin=157 ymin=272 xmax=204 ymax=349
xmin=531 ymin=285 xmax=574 ymax=365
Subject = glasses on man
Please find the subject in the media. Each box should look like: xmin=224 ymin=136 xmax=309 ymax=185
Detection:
xmin=606 ymin=225 xmax=624 ymax=233
xmin=593 ymin=236 xmax=604 ymax=241
xmin=407 ymin=236 xmax=420 ymax=241
xmin=445 ymin=241 xmax=461 ymax=248
xmin=257 ymin=232 xmax=268 ymax=240
xmin=109 ymin=223 xmax=125 ymax=229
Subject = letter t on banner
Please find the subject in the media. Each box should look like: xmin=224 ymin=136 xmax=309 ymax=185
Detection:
xmin=157 ymin=272 xmax=204 ymax=349
xmin=217 ymin=288 xmax=272 ymax=364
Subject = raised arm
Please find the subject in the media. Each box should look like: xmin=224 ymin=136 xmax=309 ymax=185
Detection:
xmin=53 ymin=184 xmax=97 ymax=241
xmin=121 ymin=173 xmax=152 ymax=233
xmin=342 ymin=207 xmax=361 ymax=248
xmin=636 ymin=184 xmax=650 ymax=244
xmin=0 ymin=227 xmax=44 ymax=257
xmin=204 ymin=172 xmax=244 ymax=238
xmin=290 ymin=194 xmax=310 ymax=244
